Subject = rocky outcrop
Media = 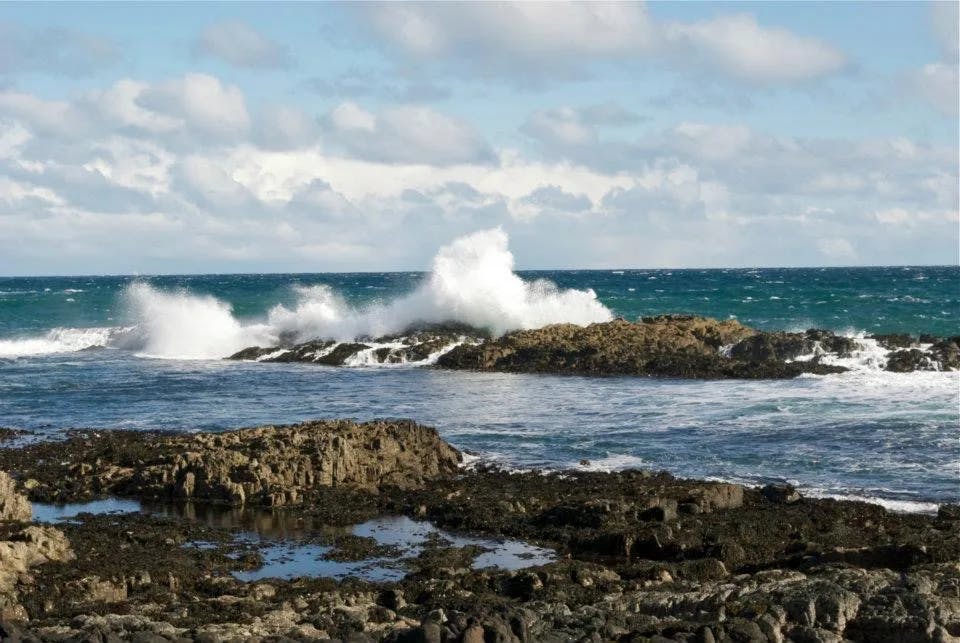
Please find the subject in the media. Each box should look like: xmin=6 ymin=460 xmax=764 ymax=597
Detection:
xmin=228 ymin=316 xmax=959 ymax=377
xmin=437 ymin=316 xmax=848 ymax=378
xmin=229 ymin=324 xmax=486 ymax=367
xmin=0 ymin=420 xmax=462 ymax=506
xmin=877 ymin=334 xmax=960 ymax=372
xmin=729 ymin=328 xmax=858 ymax=362
xmin=0 ymin=526 xmax=74 ymax=620
xmin=0 ymin=472 xmax=30 ymax=522
xmin=1 ymin=423 xmax=958 ymax=639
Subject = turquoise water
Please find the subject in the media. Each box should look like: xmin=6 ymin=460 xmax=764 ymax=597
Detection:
xmin=0 ymin=266 xmax=957 ymax=510
xmin=1 ymin=266 xmax=957 ymax=337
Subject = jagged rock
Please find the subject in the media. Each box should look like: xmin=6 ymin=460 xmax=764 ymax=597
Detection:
xmin=1 ymin=420 xmax=462 ymax=506
xmin=0 ymin=472 xmax=31 ymax=522
xmin=886 ymin=349 xmax=934 ymax=372
xmin=437 ymin=317 xmax=848 ymax=379
xmin=0 ymin=525 xmax=74 ymax=620
xmin=869 ymin=334 xmax=916 ymax=350
xmin=929 ymin=336 xmax=960 ymax=370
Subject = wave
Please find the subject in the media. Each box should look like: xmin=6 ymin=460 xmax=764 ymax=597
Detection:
xmin=0 ymin=327 xmax=121 ymax=358
xmin=1 ymin=229 xmax=613 ymax=360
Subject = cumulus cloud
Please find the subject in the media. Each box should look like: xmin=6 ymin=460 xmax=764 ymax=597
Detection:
xmin=138 ymin=73 xmax=251 ymax=141
xmin=358 ymin=2 xmax=848 ymax=85
xmin=662 ymin=14 xmax=848 ymax=84
xmin=194 ymin=20 xmax=290 ymax=69
xmin=0 ymin=22 xmax=120 ymax=76
xmin=0 ymin=71 xmax=956 ymax=274
xmin=323 ymin=102 xmax=495 ymax=165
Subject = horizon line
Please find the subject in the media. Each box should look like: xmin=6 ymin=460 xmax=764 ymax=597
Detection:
xmin=0 ymin=264 xmax=956 ymax=280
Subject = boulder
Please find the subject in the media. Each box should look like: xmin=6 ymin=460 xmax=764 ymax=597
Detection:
xmin=0 ymin=473 xmax=30 ymax=522
xmin=0 ymin=525 xmax=74 ymax=620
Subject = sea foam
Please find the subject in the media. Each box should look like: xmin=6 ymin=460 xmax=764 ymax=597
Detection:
xmin=3 ymin=229 xmax=613 ymax=360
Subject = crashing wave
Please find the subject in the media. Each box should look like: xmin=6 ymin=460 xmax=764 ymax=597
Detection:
xmin=1 ymin=229 xmax=612 ymax=361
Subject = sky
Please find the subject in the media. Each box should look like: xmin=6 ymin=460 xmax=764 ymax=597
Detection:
xmin=0 ymin=1 xmax=957 ymax=275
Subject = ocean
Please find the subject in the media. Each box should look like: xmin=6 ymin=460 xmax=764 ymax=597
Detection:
xmin=1 ymin=234 xmax=957 ymax=513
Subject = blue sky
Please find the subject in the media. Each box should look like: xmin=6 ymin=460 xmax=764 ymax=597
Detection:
xmin=0 ymin=1 xmax=957 ymax=274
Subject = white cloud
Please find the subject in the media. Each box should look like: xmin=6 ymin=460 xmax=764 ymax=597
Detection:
xmin=324 ymin=102 xmax=494 ymax=165
xmin=360 ymin=2 xmax=848 ymax=85
xmin=329 ymin=102 xmax=376 ymax=132
xmin=663 ymin=14 xmax=848 ymax=84
xmin=138 ymin=73 xmax=251 ymax=140
xmin=816 ymin=237 xmax=856 ymax=261
xmin=254 ymin=105 xmax=319 ymax=150
xmin=874 ymin=207 xmax=959 ymax=226
xmin=368 ymin=2 xmax=658 ymax=60
xmin=0 ymin=74 xmax=956 ymax=273
xmin=523 ymin=108 xmax=598 ymax=147
xmin=195 ymin=20 xmax=289 ymax=69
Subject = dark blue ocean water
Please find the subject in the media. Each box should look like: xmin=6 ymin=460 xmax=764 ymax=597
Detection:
xmin=0 ymin=266 xmax=957 ymax=510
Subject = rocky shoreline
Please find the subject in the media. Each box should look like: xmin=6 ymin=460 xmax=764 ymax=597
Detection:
xmin=228 ymin=316 xmax=960 ymax=377
xmin=0 ymin=420 xmax=956 ymax=642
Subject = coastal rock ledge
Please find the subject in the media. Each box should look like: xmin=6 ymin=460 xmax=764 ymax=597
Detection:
xmin=0 ymin=423 xmax=957 ymax=641
xmin=0 ymin=420 xmax=462 ymax=506
xmin=229 ymin=315 xmax=960 ymax=377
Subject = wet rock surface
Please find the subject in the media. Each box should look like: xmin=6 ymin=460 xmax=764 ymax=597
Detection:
xmin=227 ymin=316 xmax=960 ymax=377
xmin=0 ymin=423 xmax=956 ymax=641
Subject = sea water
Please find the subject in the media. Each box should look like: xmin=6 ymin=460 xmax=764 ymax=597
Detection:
xmin=1 ymin=231 xmax=957 ymax=511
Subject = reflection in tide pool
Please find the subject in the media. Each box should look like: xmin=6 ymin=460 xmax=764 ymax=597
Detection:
xmin=232 ymin=516 xmax=554 ymax=583
xmin=31 ymin=499 xmax=554 ymax=582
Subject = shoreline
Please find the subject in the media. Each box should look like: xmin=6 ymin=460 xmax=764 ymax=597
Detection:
xmin=0 ymin=420 xmax=957 ymax=641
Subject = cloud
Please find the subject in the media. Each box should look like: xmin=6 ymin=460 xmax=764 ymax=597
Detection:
xmin=910 ymin=2 xmax=959 ymax=116
xmin=323 ymin=102 xmax=495 ymax=165
xmin=522 ymin=104 xmax=645 ymax=148
xmin=0 ymin=22 xmax=120 ymax=76
xmin=254 ymin=105 xmax=320 ymax=150
xmin=520 ymin=185 xmax=593 ymax=216
xmin=194 ymin=20 xmax=290 ymax=69
xmin=662 ymin=14 xmax=849 ymax=84
xmin=931 ymin=1 xmax=959 ymax=61
xmin=0 ymin=74 xmax=956 ymax=274
xmin=303 ymin=70 xmax=452 ymax=102
xmin=358 ymin=2 xmax=848 ymax=85
xmin=138 ymin=73 xmax=251 ymax=141
xmin=914 ymin=63 xmax=959 ymax=116
xmin=816 ymin=237 xmax=856 ymax=261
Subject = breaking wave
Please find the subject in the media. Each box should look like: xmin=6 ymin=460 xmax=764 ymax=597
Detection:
xmin=0 ymin=229 xmax=613 ymax=360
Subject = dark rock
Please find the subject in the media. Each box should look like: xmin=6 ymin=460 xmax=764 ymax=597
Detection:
xmin=761 ymin=483 xmax=802 ymax=505
xmin=929 ymin=336 xmax=960 ymax=370
xmin=885 ymin=349 xmax=933 ymax=372
xmin=938 ymin=504 xmax=960 ymax=521
xmin=729 ymin=332 xmax=815 ymax=362
xmin=868 ymin=334 xmax=915 ymax=350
